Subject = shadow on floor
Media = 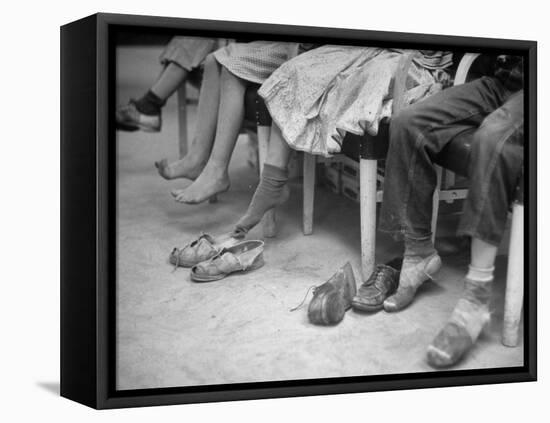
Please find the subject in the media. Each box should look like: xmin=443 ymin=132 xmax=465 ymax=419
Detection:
xmin=36 ymin=381 xmax=60 ymax=396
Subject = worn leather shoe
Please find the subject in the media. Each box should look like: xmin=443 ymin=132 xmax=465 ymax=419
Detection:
xmin=352 ymin=261 xmax=401 ymax=312
xmin=169 ymin=233 xmax=240 ymax=268
xmin=190 ymin=240 xmax=265 ymax=282
xmin=308 ymin=262 xmax=357 ymax=325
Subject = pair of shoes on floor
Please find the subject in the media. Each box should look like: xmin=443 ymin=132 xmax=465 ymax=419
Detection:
xmin=116 ymin=100 xmax=161 ymax=132
xmin=303 ymin=259 xmax=401 ymax=326
xmin=169 ymin=233 xmax=264 ymax=282
xmin=351 ymin=258 xmax=402 ymax=312
xmin=352 ymin=254 xmax=442 ymax=313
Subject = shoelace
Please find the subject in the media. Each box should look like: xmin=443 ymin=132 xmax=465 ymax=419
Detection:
xmin=171 ymin=233 xmax=210 ymax=272
xmin=289 ymin=285 xmax=318 ymax=312
xmin=364 ymin=265 xmax=396 ymax=291
xmin=171 ymin=248 xmax=181 ymax=272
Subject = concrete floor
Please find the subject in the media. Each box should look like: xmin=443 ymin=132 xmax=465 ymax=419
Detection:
xmin=115 ymin=46 xmax=523 ymax=390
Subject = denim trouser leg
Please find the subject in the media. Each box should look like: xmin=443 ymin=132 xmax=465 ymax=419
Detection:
xmin=379 ymin=77 xmax=511 ymax=240
xmin=457 ymin=91 xmax=524 ymax=246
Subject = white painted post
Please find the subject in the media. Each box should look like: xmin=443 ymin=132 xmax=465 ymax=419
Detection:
xmin=360 ymin=158 xmax=378 ymax=281
xmin=431 ymin=166 xmax=443 ymax=243
xmin=303 ymin=154 xmax=316 ymax=235
xmin=257 ymin=125 xmax=276 ymax=237
xmin=502 ymin=203 xmax=524 ymax=347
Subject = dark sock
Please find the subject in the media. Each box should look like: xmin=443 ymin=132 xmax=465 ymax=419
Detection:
xmin=404 ymin=234 xmax=436 ymax=259
xmin=134 ymin=90 xmax=166 ymax=116
xmin=233 ymin=164 xmax=289 ymax=237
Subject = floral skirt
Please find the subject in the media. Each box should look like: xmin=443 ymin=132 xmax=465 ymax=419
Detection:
xmin=259 ymin=46 xmax=450 ymax=157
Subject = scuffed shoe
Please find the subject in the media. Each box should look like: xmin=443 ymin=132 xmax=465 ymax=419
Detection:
xmin=352 ymin=261 xmax=401 ymax=312
xmin=169 ymin=233 xmax=240 ymax=268
xmin=427 ymin=278 xmax=491 ymax=368
xmin=190 ymin=240 xmax=265 ymax=282
xmin=116 ymin=100 xmax=161 ymax=132
xmin=308 ymin=262 xmax=357 ymax=326
xmin=383 ymin=253 xmax=442 ymax=312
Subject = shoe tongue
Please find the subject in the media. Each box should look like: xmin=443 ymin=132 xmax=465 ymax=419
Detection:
xmin=370 ymin=265 xmax=396 ymax=290
xmin=199 ymin=233 xmax=216 ymax=244
xmin=196 ymin=237 xmax=217 ymax=255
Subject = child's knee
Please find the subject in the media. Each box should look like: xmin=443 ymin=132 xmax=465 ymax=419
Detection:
xmin=203 ymin=53 xmax=218 ymax=70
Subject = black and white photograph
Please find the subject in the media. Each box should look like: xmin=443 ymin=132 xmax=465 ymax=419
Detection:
xmin=112 ymin=28 xmax=529 ymax=390
xmin=5 ymin=0 xmax=550 ymax=420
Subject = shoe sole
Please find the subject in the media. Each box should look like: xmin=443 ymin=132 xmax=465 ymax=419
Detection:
xmin=190 ymin=257 xmax=265 ymax=282
xmin=351 ymin=300 xmax=384 ymax=313
xmin=117 ymin=121 xmax=160 ymax=133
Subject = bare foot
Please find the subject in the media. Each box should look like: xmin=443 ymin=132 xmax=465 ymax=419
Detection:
xmin=154 ymin=154 xmax=206 ymax=181
xmin=171 ymin=165 xmax=230 ymax=204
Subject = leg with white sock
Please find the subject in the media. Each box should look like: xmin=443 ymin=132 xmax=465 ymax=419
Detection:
xmin=427 ymin=238 xmax=496 ymax=367
xmin=427 ymin=92 xmax=524 ymax=367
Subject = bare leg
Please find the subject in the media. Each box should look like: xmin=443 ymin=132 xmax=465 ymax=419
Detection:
xmin=172 ymin=67 xmax=247 ymax=203
xmin=264 ymin=124 xmax=292 ymax=168
xmin=156 ymin=54 xmax=222 ymax=180
xmin=150 ymin=62 xmax=189 ymax=101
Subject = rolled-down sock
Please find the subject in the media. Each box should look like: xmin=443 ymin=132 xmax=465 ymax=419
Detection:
xmin=233 ymin=163 xmax=289 ymax=238
xmin=427 ymin=265 xmax=494 ymax=368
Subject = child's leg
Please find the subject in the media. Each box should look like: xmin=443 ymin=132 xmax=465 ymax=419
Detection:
xmin=172 ymin=67 xmax=247 ymax=203
xmin=156 ymin=54 xmax=222 ymax=180
xmin=117 ymin=63 xmax=186 ymax=132
xmin=130 ymin=63 xmax=188 ymax=117
xmin=427 ymin=237 xmax=496 ymax=367
xmin=149 ymin=62 xmax=189 ymax=101
xmin=233 ymin=124 xmax=292 ymax=237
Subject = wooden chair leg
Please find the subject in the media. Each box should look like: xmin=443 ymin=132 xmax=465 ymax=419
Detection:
xmin=257 ymin=125 xmax=277 ymax=237
xmin=303 ymin=153 xmax=316 ymax=235
xmin=431 ymin=166 xmax=443 ymax=243
xmin=360 ymin=158 xmax=378 ymax=281
xmin=176 ymin=84 xmax=188 ymax=159
xmin=502 ymin=203 xmax=524 ymax=347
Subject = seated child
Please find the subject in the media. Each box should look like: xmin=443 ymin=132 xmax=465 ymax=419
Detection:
xmin=156 ymin=41 xmax=300 ymax=204
xmin=232 ymin=46 xmax=453 ymax=237
xmin=116 ymin=36 xmax=222 ymax=132
xmin=370 ymin=55 xmax=524 ymax=367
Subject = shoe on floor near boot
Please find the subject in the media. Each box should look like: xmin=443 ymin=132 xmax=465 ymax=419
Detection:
xmin=308 ymin=262 xmax=357 ymax=326
xmin=352 ymin=259 xmax=401 ymax=312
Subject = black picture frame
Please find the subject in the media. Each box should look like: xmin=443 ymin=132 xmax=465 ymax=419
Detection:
xmin=60 ymin=12 xmax=537 ymax=409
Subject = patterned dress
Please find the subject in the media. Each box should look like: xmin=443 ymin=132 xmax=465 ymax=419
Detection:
xmin=213 ymin=41 xmax=296 ymax=84
xmin=258 ymin=46 xmax=453 ymax=157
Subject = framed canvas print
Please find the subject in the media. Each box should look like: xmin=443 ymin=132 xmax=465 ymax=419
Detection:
xmin=60 ymin=12 xmax=537 ymax=409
